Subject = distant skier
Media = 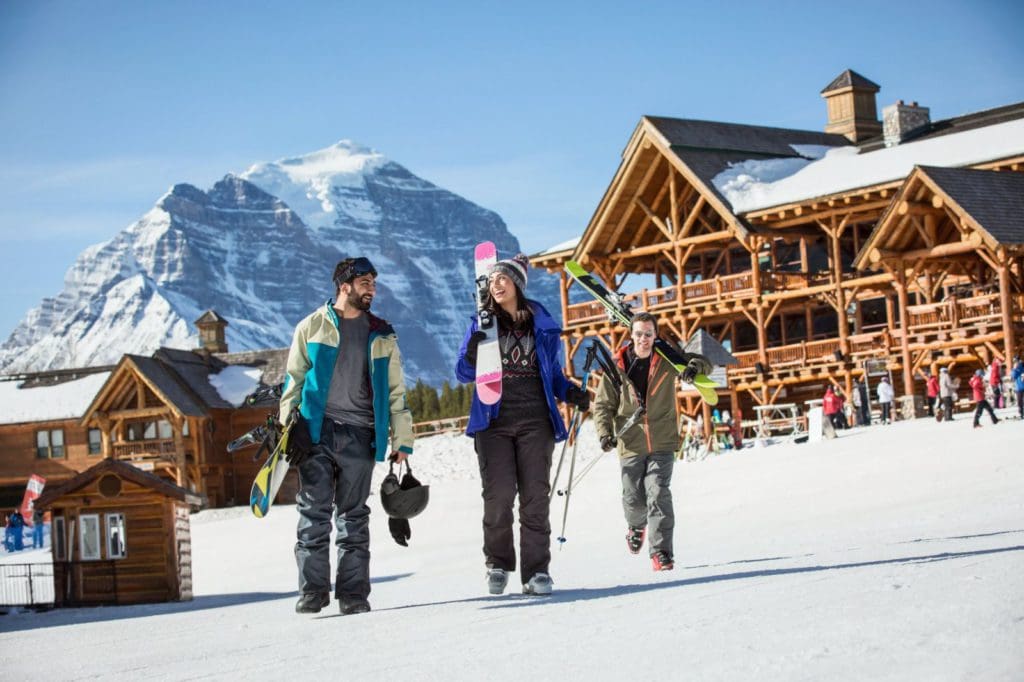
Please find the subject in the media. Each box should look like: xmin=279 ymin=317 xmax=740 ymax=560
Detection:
xmin=592 ymin=312 xmax=711 ymax=572
xmin=939 ymin=367 xmax=958 ymax=422
xmin=854 ymin=378 xmax=871 ymax=426
xmin=877 ymin=375 xmax=894 ymax=424
xmin=7 ymin=510 xmax=24 ymax=551
xmin=32 ymin=508 xmax=44 ymax=549
xmin=455 ymin=254 xmax=587 ymax=597
xmin=989 ymin=357 xmax=1004 ymax=409
xmin=280 ymin=257 xmax=414 ymax=616
xmin=823 ymin=386 xmax=842 ymax=431
xmin=969 ymin=369 xmax=999 ymax=429
xmin=1012 ymin=360 xmax=1024 ymax=420
xmin=924 ymin=370 xmax=939 ymax=417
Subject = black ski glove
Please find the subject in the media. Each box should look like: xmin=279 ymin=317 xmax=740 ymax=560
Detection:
xmin=389 ymin=517 xmax=411 ymax=547
xmin=284 ymin=413 xmax=314 ymax=466
xmin=600 ymin=435 xmax=616 ymax=452
xmin=464 ymin=331 xmax=487 ymax=367
xmin=680 ymin=353 xmax=713 ymax=383
xmin=565 ymin=385 xmax=590 ymax=412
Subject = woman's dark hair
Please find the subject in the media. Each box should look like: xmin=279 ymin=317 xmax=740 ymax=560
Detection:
xmin=485 ymin=282 xmax=532 ymax=326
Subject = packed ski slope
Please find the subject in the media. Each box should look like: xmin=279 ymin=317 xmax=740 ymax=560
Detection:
xmin=2 ymin=414 xmax=1023 ymax=680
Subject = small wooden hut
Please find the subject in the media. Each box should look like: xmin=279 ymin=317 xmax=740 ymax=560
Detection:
xmin=33 ymin=458 xmax=205 ymax=607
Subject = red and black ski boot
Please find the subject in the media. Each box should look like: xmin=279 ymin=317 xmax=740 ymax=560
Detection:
xmin=626 ymin=527 xmax=645 ymax=555
xmin=651 ymin=550 xmax=674 ymax=571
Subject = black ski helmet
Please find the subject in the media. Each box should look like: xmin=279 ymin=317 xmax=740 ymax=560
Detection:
xmin=380 ymin=461 xmax=429 ymax=520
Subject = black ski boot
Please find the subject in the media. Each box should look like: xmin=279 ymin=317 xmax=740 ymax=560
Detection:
xmin=295 ymin=592 xmax=330 ymax=614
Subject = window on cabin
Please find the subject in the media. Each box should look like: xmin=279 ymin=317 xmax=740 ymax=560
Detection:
xmin=35 ymin=429 xmax=65 ymax=458
xmin=157 ymin=420 xmax=173 ymax=439
xmin=143 ymin=421 xmax=157 ymax=440
xmin=53 ymin=516 xmax=67 ymax=560
xmin=79 ymin=514 xmax=101 ymax=561
xmin=88 ymin=429 xmax=102 ymax=455
xmin=105 ymin=513 xmax=126 ymax=559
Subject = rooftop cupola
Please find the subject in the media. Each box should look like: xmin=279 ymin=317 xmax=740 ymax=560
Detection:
xmin=821 ymin=69 xmax=882 ymax=143
xmin=194 ymin=310 xmax=228 ymax=354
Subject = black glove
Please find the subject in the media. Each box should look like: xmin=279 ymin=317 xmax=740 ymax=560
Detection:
xmin=284 ymin=413 xmax=313 ymax=466
xmin=464 ymin=331 xmax=487 ymax=367
xmin=566 ymin=385 xmax=590 ymax=412
xmin=388 ymin=517 xmax=411 ymax=546
xmin=600 ymin=435 xmax=616 ymax=452
xmin=680 ymin=353 xmax=713 ymax=383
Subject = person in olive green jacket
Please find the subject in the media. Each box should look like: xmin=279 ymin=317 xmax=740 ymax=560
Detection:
xmin=593 ymin=313 xmax=709 ymax=572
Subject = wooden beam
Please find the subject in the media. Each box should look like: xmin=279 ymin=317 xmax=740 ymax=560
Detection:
xmin=870 ymin=233 xmax=982 ymax=263
xmin=634 ymin=197 xmax=673 ymax=241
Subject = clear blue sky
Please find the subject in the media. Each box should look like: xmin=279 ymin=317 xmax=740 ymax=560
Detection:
xmin=1 ymin=0 xmax=1022 ymax=338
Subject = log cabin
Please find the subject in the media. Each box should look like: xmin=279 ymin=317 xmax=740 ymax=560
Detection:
xmin=0 ymin=312 xmax=295 ymax=509
xmin=531 ymin=70 xmax=1024 ymax=430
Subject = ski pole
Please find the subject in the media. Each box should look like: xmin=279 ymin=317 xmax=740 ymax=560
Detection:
xmin=556 ymin=428 xmax=579 ymax=547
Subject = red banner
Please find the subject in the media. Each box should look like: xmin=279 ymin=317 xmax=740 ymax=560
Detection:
xmin=19 ymin=474 xmax=46 ymax=526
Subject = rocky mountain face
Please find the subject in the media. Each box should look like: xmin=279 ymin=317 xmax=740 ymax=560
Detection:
xmin=0 ymin=142 xmax=559 ymax=387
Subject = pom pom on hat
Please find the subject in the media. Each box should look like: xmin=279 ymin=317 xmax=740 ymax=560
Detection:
xmin=489 ymin=254 xmax=529 ymax=293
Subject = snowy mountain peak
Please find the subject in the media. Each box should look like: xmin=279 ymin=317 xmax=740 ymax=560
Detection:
xmin=0 ymin=142 xmax=558 ymax=386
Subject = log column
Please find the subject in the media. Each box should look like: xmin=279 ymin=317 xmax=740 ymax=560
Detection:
xmin=894 ymin=267 xmax=914 ymax=396
xmin=998 ymin=254 xmax=1015 ymax=365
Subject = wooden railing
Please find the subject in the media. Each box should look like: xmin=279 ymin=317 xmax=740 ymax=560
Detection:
xmin=565 ymin=271 xmax=770 ymax=326
xmin=904 ymin=293 xmax=1004 ymax=335
xmin=112 ymin=439 xmax=177 ymax=458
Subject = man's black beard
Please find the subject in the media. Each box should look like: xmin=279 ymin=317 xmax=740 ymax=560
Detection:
xmin=347 ymin=289 xmax=372 ymax=312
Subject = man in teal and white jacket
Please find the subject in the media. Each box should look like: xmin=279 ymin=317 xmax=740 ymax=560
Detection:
xmin=280 ymin=256 xmax=413 ymax=616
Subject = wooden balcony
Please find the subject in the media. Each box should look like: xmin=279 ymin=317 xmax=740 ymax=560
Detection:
xmin=904 ymin=293 xmax=1008 ymax=337
xmin=111 ymin=440 xmax=181 ymax=471
xmin=565 ymin=270 xmax=807 ymax=327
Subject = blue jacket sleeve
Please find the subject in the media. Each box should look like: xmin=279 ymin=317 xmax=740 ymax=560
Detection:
xmin=546 ymin=333 xmax=571 ymax=401
xmin=455 ymin=321 xmax=479 ymax=384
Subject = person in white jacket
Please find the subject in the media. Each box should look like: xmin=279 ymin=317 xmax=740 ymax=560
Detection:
xmin=876 ymin=375 xmax=895 ymax=424
xmin=938 ymin=367 xmax=958 ymax=422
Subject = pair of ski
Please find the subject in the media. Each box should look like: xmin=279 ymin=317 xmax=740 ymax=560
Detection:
xmin=564 ymin=260 xmax=719 ymax=406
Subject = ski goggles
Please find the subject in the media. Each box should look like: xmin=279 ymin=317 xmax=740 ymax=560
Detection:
xmin=334 ymin=257 xmax=378 ymax=285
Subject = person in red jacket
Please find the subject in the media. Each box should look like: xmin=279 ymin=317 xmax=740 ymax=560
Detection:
xmin=969 ymin=369 xmax=999 ymax=428
xmin=823 ymin=386 xmax=841 ymax=430
xmin=989 ymin=357 xmax=1003 ymax=409
xmin=925 ymin=371 xmax=940 ymax=417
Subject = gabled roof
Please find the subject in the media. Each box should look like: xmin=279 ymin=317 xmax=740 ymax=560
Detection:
xmin=821 ymin=69 xmax=880 ymax=94
xmin=854 ymin=165 xmax=1024 ymax=270
xmin=646 ymin=116 xmax=850 ymax=157
xmin=34 ymin=458 xmax=205 ymax=509
xmin=917 ymin=166 xmax=1024 ymax=246
xmin=194 ymin=309 xmax=227 ymax=325
xmin=129 ymin=355 xmax=208 ymax=417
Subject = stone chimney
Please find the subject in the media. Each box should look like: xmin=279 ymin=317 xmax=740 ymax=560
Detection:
xmin=882 ymin=100 xmax=931 ymax=147
xmin=820 ymin=69 xmax=882 ymax=143
xmin=194 ymin=310 xmax=228 ymax=353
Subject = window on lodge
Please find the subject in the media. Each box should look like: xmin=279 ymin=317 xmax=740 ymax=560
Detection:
xmin=127 ymin=420 xmax=173 ymax=441
xmin=36 ymin=429 xmax=65 ymax=458
xmin=88 ymin=428 xmax=102 ymax=455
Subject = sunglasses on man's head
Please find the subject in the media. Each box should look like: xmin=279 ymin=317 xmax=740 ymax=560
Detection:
xmin=336 ymin=257 xmax=378 ymax=285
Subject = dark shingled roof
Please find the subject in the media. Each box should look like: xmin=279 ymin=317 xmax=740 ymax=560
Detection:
xmin=647 ymin=116 xmax=850 ymax=157
xmin=858 ymin=101 xmax=1024 ymax=152
xmin=641 ymin=117 xmax=850 ymax=217
xmin=34 ymin=458 xmax=205 ymax=509
xmin=129 ymin=354 xmax=209 ymax=417
xmin=919 ymin=166 xmax=1024 ymax=246
xmin=820 ymin=69 xmax=880 ymax=94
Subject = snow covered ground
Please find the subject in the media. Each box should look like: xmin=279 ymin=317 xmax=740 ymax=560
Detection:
xmin=2 ymin=413 xmax=1022 ymax=680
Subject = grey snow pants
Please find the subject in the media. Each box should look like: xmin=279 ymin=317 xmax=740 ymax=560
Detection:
xmin=295 ymin=418 xmax=376 ymax=604
xmin=620 ymin=453 xmax=675 ymax=557
xmin=474 ymin=415 xmax=555 ymax=583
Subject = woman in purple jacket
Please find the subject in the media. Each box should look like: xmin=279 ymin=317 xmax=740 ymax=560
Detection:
xmin=456 ymin=254 xmax=587 ymax=597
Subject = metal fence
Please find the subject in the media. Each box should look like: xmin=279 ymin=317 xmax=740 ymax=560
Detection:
xmin=0 ymin=562 xmax=55 ymax=607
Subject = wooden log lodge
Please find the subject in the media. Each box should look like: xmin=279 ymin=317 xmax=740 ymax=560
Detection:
xmin=531 ymin=70 xmax=1024 ymax=424
xmin=0 ymin=311 xmax=294 ymax=510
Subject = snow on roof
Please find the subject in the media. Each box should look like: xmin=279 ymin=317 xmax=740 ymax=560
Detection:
xmin=208 ymin=365 xmax=263 ymax=407
xmin=0 ymin=372 xmax=111 ymax=425
xmin=714 ymin=118 xmax=1024 ymax=213
xmin=537 ymin=236 xmax=580 ymax=256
